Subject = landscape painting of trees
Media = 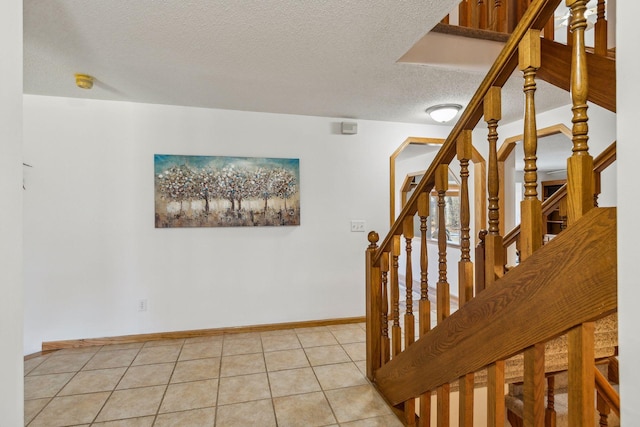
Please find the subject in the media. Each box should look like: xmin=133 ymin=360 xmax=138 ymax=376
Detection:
xmin=154 ymin=155 xmax=300 ymax=228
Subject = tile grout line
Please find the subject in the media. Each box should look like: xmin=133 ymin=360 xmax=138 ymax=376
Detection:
xmin=260 ymin=332 xmax=279 ymax=427
xmin=25 ymin=328 xmax=375 ymax=426
xmin=27 ymin=346 xmax=105 ymax=426
xmin=90 ymin=344 xmax=145 ymax=425
xmin=25 ymin=350 xmax=76 ymax=427
xmin=151 ymin=339 xmax=187 ymax=426
xmin=212 ymin=336 xmax=225 ymax=427
xmin=316 ymin=328 xmax=341 ymax=426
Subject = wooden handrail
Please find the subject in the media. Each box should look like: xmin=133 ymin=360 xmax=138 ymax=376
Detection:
xmin=595 ymin=368 xmax=620 ymax=416
xmin=594 ymin=141 xmax=617 ymax=174
xmin=375 ymin=207 xmax=617 ymax=405
xmin=373 ymin=0 xmax=562 ymax=265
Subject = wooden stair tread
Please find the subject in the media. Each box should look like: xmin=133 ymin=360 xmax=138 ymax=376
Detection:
xmin=506 ymin=362 xmax=620 ymax=426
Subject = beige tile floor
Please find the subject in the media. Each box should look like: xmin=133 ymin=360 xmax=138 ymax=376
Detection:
xmin=24 ymin=323 xmax=404 ymax=427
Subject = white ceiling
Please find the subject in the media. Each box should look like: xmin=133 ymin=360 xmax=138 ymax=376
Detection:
xmin=23 ymin=0 xmax=570 ymax=125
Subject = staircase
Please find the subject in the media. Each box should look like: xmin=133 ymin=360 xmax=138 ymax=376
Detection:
xmin=364 ymin=0 xmax=619 ymax=425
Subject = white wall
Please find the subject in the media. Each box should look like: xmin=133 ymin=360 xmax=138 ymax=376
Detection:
xmin=617 ymin=0 xmax=640 ymax=423
xmin=395 ymin=149 xmax=438 ymax=216
xmin=0 ymin=0 xmax=24 ymax=424
xmin=22 ymin=95 xmax=444 ymax=354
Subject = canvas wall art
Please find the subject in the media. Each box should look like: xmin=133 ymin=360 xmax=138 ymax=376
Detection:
xmin=154 ymin=154 xmax=300 ymax=228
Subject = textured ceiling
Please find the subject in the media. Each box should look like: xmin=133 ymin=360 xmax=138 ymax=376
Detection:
xmin=23 ymin=0 xmax=570 ymax=125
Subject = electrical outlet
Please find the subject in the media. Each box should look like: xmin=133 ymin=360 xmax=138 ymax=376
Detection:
xmin=350 ymin=220 xmax=366 ymax=232
xmin=138 ymin=299 xmax=148 ymax=312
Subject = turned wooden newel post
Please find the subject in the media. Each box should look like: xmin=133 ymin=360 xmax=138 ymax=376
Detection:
xmin=484 ymin=86 xmax=504 ymax=287
xmin=365 ymin=231 xmax=380 ymax=380
xmin=519 ymin=29 xmax=543 ymax=260
xmin=567 ymin=0 xmax=594 ymax=226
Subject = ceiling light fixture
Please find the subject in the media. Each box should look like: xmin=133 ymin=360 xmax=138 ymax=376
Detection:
xmin=75 ymin=74 xmax=94 ymax=90
xmin=426 ymin=104 xmax=462 ymax=123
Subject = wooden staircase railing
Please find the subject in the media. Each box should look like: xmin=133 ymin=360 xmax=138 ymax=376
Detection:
xmin=452 ymin=0 xmax=611 ymax=54
xmin=365 ymin=0 xmax=618 ymax=425
xmin=437 ymin=0 xmax=616 ymax=113
xmin=503 ymin=140 xmax=616 ymax=258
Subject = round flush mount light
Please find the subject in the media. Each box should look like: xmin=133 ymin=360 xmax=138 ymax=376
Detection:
xmin=75 ymin=74 xmax=94 ymax=90
xmin=426 ymin=104 xmax=462 ymax=123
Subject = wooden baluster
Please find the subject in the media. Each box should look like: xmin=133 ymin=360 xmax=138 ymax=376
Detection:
xmin=493 ymin=0 xmax=506 ymax=32
xmin=418 ymin=193 xmax=431 ymax=336
xmin=365 ymin=231 xmax=381 ymax=380
xmin=487 ymin=0 xmax=495 ymax=30
xmin=523 ymin=343 xmax=545 ymax=427
xmin=457 ymin=131 xmax=474 ymax=427
xmin=597 ymin=391 xmax=611 ymax=427
xmin=441 ymin=14 xmax=450 ymax=24
xmin=559 ymin=198 xmax=568 ymax=231
xmin=478 ymin=0 xmax=487 ymax=29
xmin=381 ymin=252 xmax=390 ymax=365
xmin=484 ymin=86 xmax=504 ymax=287
xmin=568 ymin=322 xmax=595 ymax=426
xmin=543 ymin=11 xmax=555 ymax=41
xmin=435 ymin=164 xmax=450 ymax=427
xmin=404 ymin=216 xmax=415 ymax=348
xmin=459 ymin=0 xmax=470 ymax=27
xmin=594 ymin=0 xmax=607 ymax=56
xmin=475 ymin=230 xmax=487 ymax=295
xmin=391 ymin=235 xmax=402 ymax=357
xmin=470 ymin=0 xmax=480 ymax=30
xmin=403 ymin=216 xmax=416 ymax=426
xmin=436 ymin=165 xmax=450 ymax=324
xmin=566 ymin=0 xmax=594 ymax=225
xmin=519 ymin=30 xmax=543 ymax=260
xmin=487 ymin=360 xmax=505 ymax=427
xmin=546 ymin=376 xmax=557 ymax=427
xmin=418 ymin=193 xmax=431 ymax=427
xmin=457 ymin=131 xmax=474 ymax=308
xmin=484 ymin=86 xmax=505 ymax=427
xmin=516 ymin=0 xmax=529 ymax=26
